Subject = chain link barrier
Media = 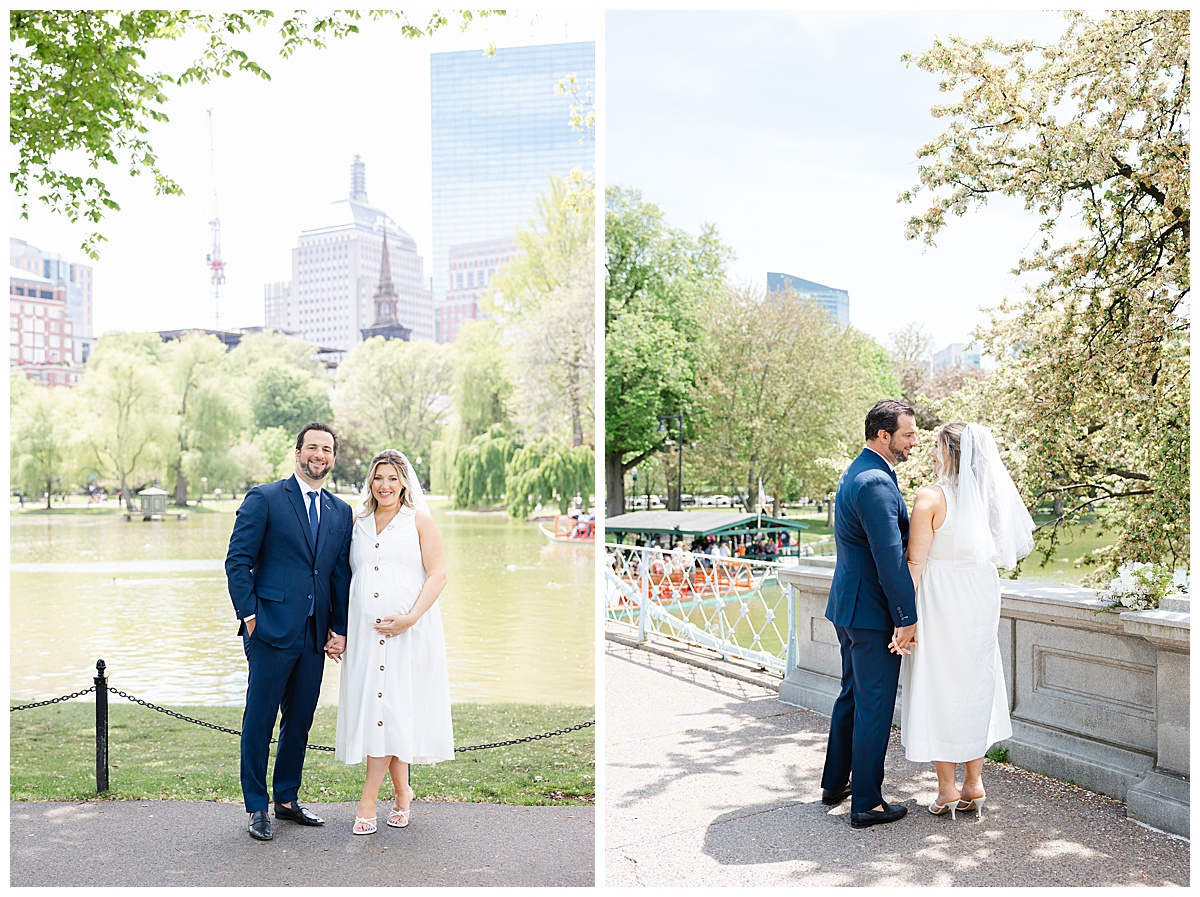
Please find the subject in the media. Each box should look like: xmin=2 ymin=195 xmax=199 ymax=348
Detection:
xmin=12 ymin=685 xmax=594 ymax=753
xmin=9 ymin=686 xmax=97 ymax=712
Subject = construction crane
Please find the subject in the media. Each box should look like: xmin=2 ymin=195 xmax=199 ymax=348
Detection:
xmin=206 ymin=108 xmax=225 ymax=330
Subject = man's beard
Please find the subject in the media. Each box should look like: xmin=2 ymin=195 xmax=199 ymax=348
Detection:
xmin=891 ymin=445 xmax=910 ymax=463
xmin=301 ymin=459 xmax=329 ymax=481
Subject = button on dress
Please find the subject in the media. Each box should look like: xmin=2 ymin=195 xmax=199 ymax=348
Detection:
xmin=335 ymin=506 xmax=454 ymax=765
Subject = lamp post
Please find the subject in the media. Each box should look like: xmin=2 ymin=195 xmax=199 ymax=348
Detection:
xmin=630 ymin=466 xmax=638 ymax=512
xmin=658 ymin=411 xmax=684 ymax=512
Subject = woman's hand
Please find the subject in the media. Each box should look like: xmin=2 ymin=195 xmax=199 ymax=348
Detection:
xmin=374 ymin=614 xmax=414 ymax=638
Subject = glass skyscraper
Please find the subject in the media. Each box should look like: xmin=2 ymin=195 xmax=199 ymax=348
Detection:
xmin=766 ymin=272 xmax=850 ymax=329
xmin=430 ymin=41 xmax=595 ymax=339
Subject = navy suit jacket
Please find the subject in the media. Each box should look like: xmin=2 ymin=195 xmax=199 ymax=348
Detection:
xmin=824 ymin=448 xmax=917 ymax=631
xmin=225 ymin=476 xmax=353 ymax=651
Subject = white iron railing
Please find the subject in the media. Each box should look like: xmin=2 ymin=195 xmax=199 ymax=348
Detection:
xmin=604 ymin=544 xmax=794 ymax=673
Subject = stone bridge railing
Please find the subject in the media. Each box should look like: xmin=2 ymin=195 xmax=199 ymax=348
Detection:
xmin=777 ymin=563 xmax=1190 ymax=838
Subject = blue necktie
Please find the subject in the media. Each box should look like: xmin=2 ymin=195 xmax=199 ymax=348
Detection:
xmin=307 ymin=490 xmax=320 ymax=548
xmin=307 ymin=491 xmax=319 ymax=617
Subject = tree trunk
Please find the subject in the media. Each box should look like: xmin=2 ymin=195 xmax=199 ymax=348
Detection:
xmin=45 ymin=479 xmax=52 ymax=510
xmin=826 ymin=496 xmax=835 ymax=527
xmin=605 ymin=451 xmax=625 ymax=518
xmin=572 ymin=401 xmax=583 ymax=448
xmin=122 ymin=477 xmax=134 ymax=513
xmin=174 ymin=465 xmax=188 ymax=507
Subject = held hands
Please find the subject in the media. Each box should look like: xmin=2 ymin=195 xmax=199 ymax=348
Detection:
xmin=889 ymin=623 xmax=918 ymax=655
xmin=374 ymin=614 xmax=414 ymax=638
xmin=324 ymin=630 xmax=346 ymax=663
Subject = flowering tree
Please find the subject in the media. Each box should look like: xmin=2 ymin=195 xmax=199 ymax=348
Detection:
xmin=900 ymin=10 xmax=1189 ymax=578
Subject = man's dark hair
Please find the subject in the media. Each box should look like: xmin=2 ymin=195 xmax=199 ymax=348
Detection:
xmin=864 ymin=399 xmax=915 ymax=442
xmin=295 ymin=422 xmax=338 ymax=455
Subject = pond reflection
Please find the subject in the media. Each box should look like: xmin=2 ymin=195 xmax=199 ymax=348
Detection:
xmin=11 ymin=506 xmax=594 ymax=707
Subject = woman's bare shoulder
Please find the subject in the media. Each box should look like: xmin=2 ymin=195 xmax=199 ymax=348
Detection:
xmin=914 ymin=484 xmax=947 ymax=507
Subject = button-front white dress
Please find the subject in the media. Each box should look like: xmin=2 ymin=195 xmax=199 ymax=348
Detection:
xmin=900 ymin=481 xmax=1013 ymax=762
xmin=335 ymin=506 xmax=454 ymax=765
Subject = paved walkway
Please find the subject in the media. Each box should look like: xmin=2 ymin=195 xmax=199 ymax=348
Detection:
xmin=605 ymin=636 xmax=1189 ymax=888
xmin=11 ymin=800 xmax=593 ymax=887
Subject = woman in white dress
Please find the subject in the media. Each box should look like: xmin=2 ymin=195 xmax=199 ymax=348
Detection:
xmin=335 ymin=449 xmax=455 ymax=835
xmin=897 ymin=423 xmax=1034 ymax=819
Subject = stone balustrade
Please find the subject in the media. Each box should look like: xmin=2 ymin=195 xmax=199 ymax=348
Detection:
xmin=777 ymin=564 xmax=1190 ymax=838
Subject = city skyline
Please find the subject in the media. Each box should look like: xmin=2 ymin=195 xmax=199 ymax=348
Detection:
xmin=430 ymin=40 xmax=595 ymax=340
xmin=8 ymin=12 xmax=596 ymax=336
xmin=606 ymin=10 xmax=1073 ymax=354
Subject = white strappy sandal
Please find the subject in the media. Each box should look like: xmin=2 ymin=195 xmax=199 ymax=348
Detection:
xmin=353 ymin=815 xmax=377 ymax=835
xmin=387 ymin=787 xmax=414 ymax=828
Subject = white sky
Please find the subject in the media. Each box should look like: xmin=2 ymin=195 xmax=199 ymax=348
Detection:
xmin=605 ymin=9 xmax=1074 ymax=355
xmin=9 ymin=11 xmax=598 ymax=335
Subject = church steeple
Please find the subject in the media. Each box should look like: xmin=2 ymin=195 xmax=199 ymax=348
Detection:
xmin=361 ymin=229 xmax=411 ymax=343
xmin=373 ymin=232 xmax=399 ymax=326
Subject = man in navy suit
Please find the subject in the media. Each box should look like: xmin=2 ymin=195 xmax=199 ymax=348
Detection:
xmin=226 ymin=422 xmax=353 ymax=841
xmin=821 ymin=399 xmax=919 ymax=828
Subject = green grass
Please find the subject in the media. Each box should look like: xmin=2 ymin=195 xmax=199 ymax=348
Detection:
xmin=10 ymin=701 xmax=594 ymax=805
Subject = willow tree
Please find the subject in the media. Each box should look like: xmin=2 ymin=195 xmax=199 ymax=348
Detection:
xmin=487 ymin=176 xmax=594 ymax=448
xmin=901 ymin=10 xmax=1189 ymax=577
xmin=452 ymin=425 xmax=517 ymax=510
xmin=505 ymin=440 xmax=594 ymax=519
xmin=76 ymin=333 xmax=169 ymax=511
xmin=11 ymin=385 xmax=77 ymax=508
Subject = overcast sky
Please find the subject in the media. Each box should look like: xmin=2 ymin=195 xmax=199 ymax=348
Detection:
xmin=10 ymin=11 xmax=597 ymax=335
xmin=605 ymin=10 xmax=1073 ymax=355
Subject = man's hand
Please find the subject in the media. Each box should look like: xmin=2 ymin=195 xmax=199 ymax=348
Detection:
xmin=889 ymin=623 xmax=917 ymax=655
xmin=324 ymin=631 xmax=346 ymax=663
xmin=244 ymin=618 xmax=256 ymax=637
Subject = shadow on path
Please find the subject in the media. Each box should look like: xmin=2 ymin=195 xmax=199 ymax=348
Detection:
xmin=606 ymin=637 xmax=1188 ymax=888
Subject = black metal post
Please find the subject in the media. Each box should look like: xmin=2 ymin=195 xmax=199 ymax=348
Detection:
xmin=95 ymin=659 xmax=109 ymax=794
xmin=676 ymin=413 xmax=684 ymax=511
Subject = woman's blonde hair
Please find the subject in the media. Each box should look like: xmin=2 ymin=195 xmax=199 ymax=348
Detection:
xmin=936 ymin=422 xmax=968 ymax=481
xmin=358 ymin=449 xmax=415 ymax=517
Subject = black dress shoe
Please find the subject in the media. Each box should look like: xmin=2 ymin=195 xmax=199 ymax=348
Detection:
xmin=850 ymin=801 xmax=908 ymax=829
xmin=248 ymin=810 xmax=273 ymax=840
xmin=821 ymin=783 xmax=852 ymax=806
xmin=274 ymin=802 xmax=325 ymax=826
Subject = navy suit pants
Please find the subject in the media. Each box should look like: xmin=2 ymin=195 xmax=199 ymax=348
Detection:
xmin=240 ymin=618 xmax=325 ymax=813
xmin=821 ymin=624 xmax=901 ymax=813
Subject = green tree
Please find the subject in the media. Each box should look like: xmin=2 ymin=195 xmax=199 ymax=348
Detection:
xmin=505 ymin=439 xmax=594 ymax=519
xmin=901 ymin=10 xmax=1189 ymax=577
xmin=250 ymin=426 xmax=296 ymax=483
xmin=488 ymin=176 xmax=594 ymax=447
xmin=250 ymin=364 xmax=332 ymax=436
xmin=76 ymin=334 xmax=169 ymax=511
xmin=11 ymin=385 xmax=76 ymax=507
xmin=334 ymin=336 xmax=454 ymax=485
xmin=452 ymin=425 xmax=518 ymax=509
xmin=10 ymin=10 xmax=500 ymax=257
xmin=228 ymin=330 xmax=324 ymax=376
xmin=161 ymin=332 xmax=244 ymax=505
xmin=688 ymin=285 xmax=884 ymax=514
xmin=451 ymin=319 xmax=513 ymax=441
xmin=604 ymin=185 xmax=732 ymax=514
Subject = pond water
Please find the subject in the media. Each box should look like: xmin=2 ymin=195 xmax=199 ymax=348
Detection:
xmin=10 ymin=504 xmax=595 ymax=707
